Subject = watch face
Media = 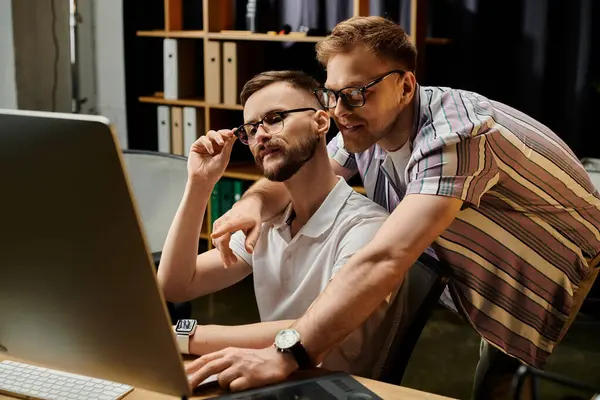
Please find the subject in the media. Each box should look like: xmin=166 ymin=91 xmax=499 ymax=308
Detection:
xmin=175 ymin=319 xmax=196 ymax=334
xmin=275 ymin=329 xmax=300 ymax=350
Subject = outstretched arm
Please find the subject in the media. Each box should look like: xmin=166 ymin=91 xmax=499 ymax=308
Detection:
xmin=188 ymin=320 xmax=295 ymax=356
xmin=211 ymin=156 xmax=356 ymax=265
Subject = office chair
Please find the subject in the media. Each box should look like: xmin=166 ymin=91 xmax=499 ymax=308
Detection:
xmin=121 ymin=149 xmax=194 ymax=323
xmin=369 ymin=252 xmax=451 ymax=385
xmin=581 ymin=158 xmax=600 ymax=319
xmin=512 ymin=365 xmax=600 ymax=400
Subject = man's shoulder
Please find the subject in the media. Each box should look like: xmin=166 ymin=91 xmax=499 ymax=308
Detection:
xmin=414 ymin=85 xmax=498 ymax=149
xmin=338 ymin=190 xmax=389 ymax=221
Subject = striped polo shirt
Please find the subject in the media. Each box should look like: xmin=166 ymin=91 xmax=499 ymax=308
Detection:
xmin=327 ymin=84 xmax=600 ymax=368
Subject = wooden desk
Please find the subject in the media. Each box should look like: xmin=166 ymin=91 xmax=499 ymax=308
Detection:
xmin=0 ymin=355 xmax=455 ymax=400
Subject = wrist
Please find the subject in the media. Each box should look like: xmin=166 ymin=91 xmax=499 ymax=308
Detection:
xmin=238 ymin=192 xmax=264 ymax=216
xmin=174 ymin=319 xmax=198 ymax=355
xmin=271 ymin=345 xmax=299 ymax=375
xmin=273 ymin=328 xmax=315 ymax=370
xmin=186 ymin=176 xmax=216 ymax=195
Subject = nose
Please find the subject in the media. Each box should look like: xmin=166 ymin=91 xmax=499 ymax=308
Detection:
xmin=252 ymin=124 xmax=272 ymax=145
xmin=333 ymin=99 xmax=351 ymax=120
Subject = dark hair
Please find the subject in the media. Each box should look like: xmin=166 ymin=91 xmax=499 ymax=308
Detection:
xmin=315 ymin=16 xmax=417 ymax=71
xmin=240 ymin=70 xmax=321 ymax=106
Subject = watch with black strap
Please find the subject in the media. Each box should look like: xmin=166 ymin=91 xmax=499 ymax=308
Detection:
xmin=273 ymin=328 xmax=314 ymax=369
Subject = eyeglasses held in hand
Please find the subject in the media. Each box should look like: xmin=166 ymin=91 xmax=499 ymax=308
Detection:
xmin=235 ymin=108 xmax=317 ymax=145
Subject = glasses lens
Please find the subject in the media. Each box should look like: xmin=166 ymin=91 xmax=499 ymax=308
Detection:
xmin=315 ymin=89 xmax=337 ymax=109
xmin=236 ymin=125 xmax=251 ymax=145
xmin=262 ymin=112 xmax=284 ymax=134
xmin=340 ymin=88 xmax=364 ymax=107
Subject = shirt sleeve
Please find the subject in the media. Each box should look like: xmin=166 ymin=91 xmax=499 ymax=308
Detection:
xmin=331 ymin=211 xmax=388 ymax=277
xmin=406 ymin=133 xmax=500 ymax=208
xmin=327 ymin=132 xmax=359 ymax=177
xmin=228 ymin=230 xmax=253 ymax=268
xmin=325 ymin=210 xmax=392 ymax=367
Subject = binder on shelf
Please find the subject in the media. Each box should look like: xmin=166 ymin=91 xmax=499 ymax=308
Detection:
xmin=222 ymin=42 xmax=238 ymax=106
xmin=233 ymin=180 xmax=244 ymax=203
xmin=210 ymin=181 xmax=221 ymax=225
xmin=183 ymin=107 xmax=203 ymax=152
xmin=157 ymin=105 xmax=171 ymax=153
xmin=219 ymin=179 xmax=235 ymax=214
xmin=205 ymin=41 xmax=222 ymax=104
xmin=222 ymin=41 xmax=265 ymax=106
xmin=171 ymin=107 xmax=184 ymax=156
xmin=163 ymin=38 xmax=196 ymax=100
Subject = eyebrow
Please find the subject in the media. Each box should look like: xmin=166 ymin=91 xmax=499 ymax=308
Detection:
xmin=244 ymin=108 xmax=285 ymax=124
xmin=325 ymin=77 xmax=371 ymax=90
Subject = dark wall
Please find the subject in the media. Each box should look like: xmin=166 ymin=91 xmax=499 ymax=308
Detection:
xmin=423 ymin=0 xmax=599 ymax=159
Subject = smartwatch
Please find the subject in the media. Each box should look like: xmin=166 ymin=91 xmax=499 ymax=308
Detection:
xmin=274 ymin=328 xmax=314 ymax=369
xmin=174 ymin=319 xmax=197 ymax=354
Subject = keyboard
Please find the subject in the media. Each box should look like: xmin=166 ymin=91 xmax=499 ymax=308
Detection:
xmin=0 ymin=360 xmax=133 ymax=400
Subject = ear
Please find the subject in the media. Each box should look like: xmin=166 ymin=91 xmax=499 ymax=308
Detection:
xmin=399 ymin=71 xmax=417 ymax=106
xmin=314 ymin=109 xmax=330 ymax=139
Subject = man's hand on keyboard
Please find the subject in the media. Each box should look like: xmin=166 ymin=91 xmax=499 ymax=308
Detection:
xmin=186 ymin=346 xmax=298 ymax=392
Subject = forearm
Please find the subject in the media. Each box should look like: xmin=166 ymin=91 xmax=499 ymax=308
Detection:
xmin=290 ymin=194 xmax=463 ymax=365
xmin=157 ymin=179 xmax=212 ymax=298
xmin=292 ymin=246 xmax=412 ymax=365
xmin=241 ymin=178 xmax=290 ymax=221
xmin=189 ymin=320 xmax=295 ymax=355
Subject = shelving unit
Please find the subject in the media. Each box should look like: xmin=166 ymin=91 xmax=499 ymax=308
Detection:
xmin=130 ymin=0 xmax=449 ymax=247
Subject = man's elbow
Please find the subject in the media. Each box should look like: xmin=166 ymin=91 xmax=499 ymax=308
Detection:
xmin=360 ymin=244 xmax=414 ymax=283
xmin=161 ymin=285 xmax=191 ymax=303
xmin=156 ymin=273 xmax=187 ymax=303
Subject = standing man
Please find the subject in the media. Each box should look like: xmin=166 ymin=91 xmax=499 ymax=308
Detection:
xmin=188 ymin=16 xmax=600 ymax=399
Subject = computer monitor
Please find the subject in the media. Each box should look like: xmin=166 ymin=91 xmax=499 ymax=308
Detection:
xmin=0 ymin=109 xmax=192 ymax=398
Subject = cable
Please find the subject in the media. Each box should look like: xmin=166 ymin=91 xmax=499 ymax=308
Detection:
xmin=50 ymin=0 xmax=59 ymax=112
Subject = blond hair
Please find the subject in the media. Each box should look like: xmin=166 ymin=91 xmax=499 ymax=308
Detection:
xmin=315 ymin=16 xmax=417 ymax=71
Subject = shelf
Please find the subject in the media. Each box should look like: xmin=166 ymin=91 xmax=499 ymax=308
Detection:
xmin=136 ymin=30 xmax=205 ymax=38
xmin=140 ymin=96 xmax=245 ymax=110
xmin=139 ymin=95 xmax=206 ymax=107
xmin=135 ymin=30 xmax=451 ymax=46
xmin=207 ymin=32 xmax=326 ymax=43
xmin=222 ymin=164 xmax=263 ymax=181
xmin=222 ymin=164 xmax=366 ymax=195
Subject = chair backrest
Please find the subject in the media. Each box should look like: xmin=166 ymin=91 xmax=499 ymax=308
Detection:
xmin=368 ymin=252 xmax=451 ymax=385
xmin=121 ymin=150 xmax=189 ymax=254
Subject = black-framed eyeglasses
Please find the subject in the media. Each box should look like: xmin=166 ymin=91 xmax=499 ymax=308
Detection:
xmin=313 ymin=69 xmax=406 ymax=109
xmin=235 ymin=107 xmax=317 ymax=145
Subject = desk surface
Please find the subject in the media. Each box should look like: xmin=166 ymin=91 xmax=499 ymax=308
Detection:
xmin=0 ymin=355 xmax=455 ymax=400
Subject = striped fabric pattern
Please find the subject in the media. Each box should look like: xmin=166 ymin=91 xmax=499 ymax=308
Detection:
xmin=327 ymin=85 xmax=600 ymax=368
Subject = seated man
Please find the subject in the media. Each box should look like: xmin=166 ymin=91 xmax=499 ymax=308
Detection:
xmin=157 ymin=70 xmax=393 ymax=377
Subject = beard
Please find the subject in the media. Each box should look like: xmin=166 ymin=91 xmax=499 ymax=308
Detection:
xmin=254 ymin=136 xmax=319 ymax=182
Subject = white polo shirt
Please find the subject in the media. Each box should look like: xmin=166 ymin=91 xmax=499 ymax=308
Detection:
xmin=229 ymin=177 xmax=394 ymax=376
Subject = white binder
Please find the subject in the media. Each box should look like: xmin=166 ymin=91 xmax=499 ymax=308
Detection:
xmin=157 ymin=105 xmax=171 ymax=153
xmin=163 ymin=38 xmax=195 ymax=100
xmin=183 ymin=107 xmax=201 ymax=152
